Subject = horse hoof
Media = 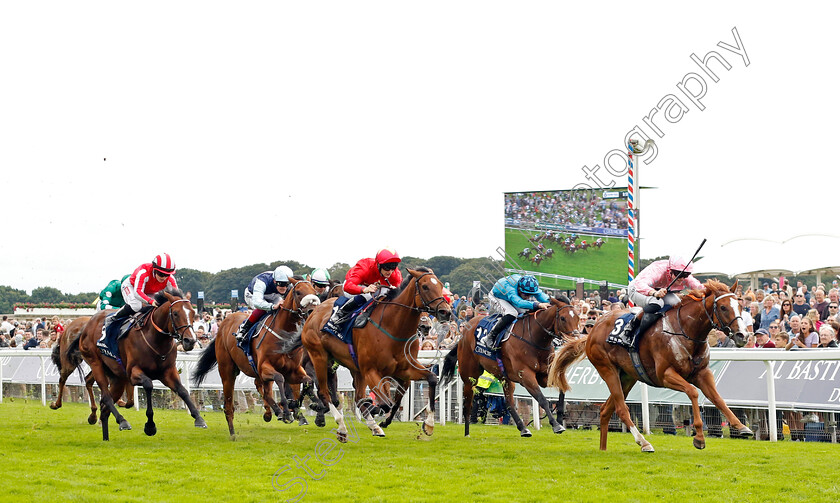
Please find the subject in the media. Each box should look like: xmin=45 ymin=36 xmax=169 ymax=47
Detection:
xmin=229 ymin=434 xmax=237 ymax=442
xmin=87 ymin=415 xmax=97 ymax=425
xmin=282 ymin=413 xmax=294 ymax=424
xmin=553 ymin=424 xmax=566 ymax=434
xmin=123 ymin=401 xmax=134 ymax=409
xmin=116 ymin=399 xmax=127 ymax=407
xmin=119 ymin=421 xmax=132 ymax=431
xmin=49 ymin=402 xmax=59 ymax=410
xmin=195 ymin=418 xmax=208 ymax=429
xmin=315 ymin=416 xmax=325 ymax=428
xmin=693 ymin=437 xmax=706 ymax=450
xmin=520 ymin=429 xmax=532 ymax=438
xmin=373 ymin=428 xmax=386 ymax=437
xmin=144 ymin=423 xmax=157 ymax=436
xmin=737 ymin=427 xmax=754 ymax=437
xmin=263 ymin=412 xmax=272 ymax=423
xmin=422 ymin=422 xmax=434 ymax=436
xmin=641 ymin=444 xmax=655 ymax=453
xmin=336 ymin=432 xmax=348 ymax=443
xmin=298 ymin=417 xmax=309 ymax=426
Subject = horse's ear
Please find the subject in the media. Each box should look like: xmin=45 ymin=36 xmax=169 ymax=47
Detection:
xmin=289 ymin=277 xmax=299 ymax=285
xmin=164 ymin=291 xmax=176 ymax=302
xmin=730 ymin=279 xmax=739 ymax=293
xmin=555 ymin=294 xmax=571 ymax=304
xmin=407 ymin=269 xmax=420 ymax=278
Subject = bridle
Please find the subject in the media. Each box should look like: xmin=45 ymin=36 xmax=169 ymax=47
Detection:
xmin=146 ymin=298 xmax=194 ymax=360
xmin=531 ymin=303 xmax=578 ymax=343
xmin=376 ymin=272 xmax=450 ymax=318
xmin=275 ymin=280 xmax=318 ymax=320
xmin=669 ymin=291 xmax=741 ymax=344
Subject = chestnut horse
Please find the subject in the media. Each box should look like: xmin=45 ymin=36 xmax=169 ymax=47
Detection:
xmin=192 ymin=278 xmax=321 ymax=438
xmin=299 ymin=267 xmax=452 ymax=442
xmin=68 ymin=290 xmax=206 ymax=441
xmin=440 ymin=296 xmax=580 ymax=437
xmin=547 ymin=280 xmax=753 ymax=452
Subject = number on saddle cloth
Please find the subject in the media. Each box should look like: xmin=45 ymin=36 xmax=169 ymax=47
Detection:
xmin=607 ymin=313 xmax=638 ymax=348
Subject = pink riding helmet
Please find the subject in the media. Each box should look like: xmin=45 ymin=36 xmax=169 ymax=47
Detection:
xmin=668 ymin=256 xmax=694 ymax=274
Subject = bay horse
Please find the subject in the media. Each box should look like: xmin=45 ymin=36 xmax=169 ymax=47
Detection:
xmin=69 ymin=290 xmax=206 ymax=441
xmin=547 ymin=279 xmax=753 ymax=452
xmin=192 ymin=278 xmax=321 ymax=438
xmin=440 ymin=296 xmax=580 ymax=437
xmin=299 ymin=267 xmax=451 ymax=442
xmin=50 ymin=316 xmax=134 ymax=423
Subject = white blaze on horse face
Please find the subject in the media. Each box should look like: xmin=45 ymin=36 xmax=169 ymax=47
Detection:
xmin=180 ymin=304 xmax=196 ymax=338
xmin=430 ymin=278 xmax=438 ymax=285
xmin=730 ymin=297 xmax=748 ymax=334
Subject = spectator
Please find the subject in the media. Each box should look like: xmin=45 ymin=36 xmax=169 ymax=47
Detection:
xmin=0 ymin=333 xmax=9 ymax=348
xmin=753 ymin=328 xmax=776 ymax=348
xmin=420 ymin=340 xmax=435 ymax=351
xmin=778 ymin=299 xmax=795 ymax=331
xmin=709 ymin=328 xmax=736 ymax=348
xmin=758 ymin=297 xmax=780 ymax=331
xmin=738 ymin=296 xmax=753 ymax=327
xmin=1 ymin=316 xmax=15 ymax=336
xmin=51 ymin=316 xmax=65 ymax=336
xmin=582 ymin=319 xmax=596 ymax=335
xmin=194 ymin=327 xmax=211 ymax=349
xmin=821 ymin=289 xmax=840 ymax=320
xmin=772 ymin=330 xmax=789 ymax=349
xmin=817 ymin=326 xmax=838 ymax=348
xmin=813 ymin=289 xmax=829 ymax=320
xmin=791 ymin=290 xmax=810 ymax=317
xmin=789 ymin=316 xmax=819 ymax=349
xmin=754 ymin=290 xmax=765 ymax=304
xmin=23 ymin=331 xmax=41 ymax=350
xmin=786 ymin=315 xmax=802 ymax=340
xmin=209 ymin=314 xmax=222 ymax=339
xmin=45 ymin=330 xmax=59 ymax=349
xmin=806 ymin=309 xmax=822 ymax=332
xmin=610 ymin=302 xmax=623 ymax=312
xmin=749 ymin=302 xmax=760 ymax=332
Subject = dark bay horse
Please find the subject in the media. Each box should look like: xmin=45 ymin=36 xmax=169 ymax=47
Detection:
xmin=69 ymin=290 xmax=206 ymax=441
xmin=547 ymin=280 xmax=753 ymax=452
xmin=192 ymin=278 xmax=321 ymax=438
xmin=441 ymin=296 xmax=580 ymax=437
xmin=300 ymin=267 xmax=451 ymax=442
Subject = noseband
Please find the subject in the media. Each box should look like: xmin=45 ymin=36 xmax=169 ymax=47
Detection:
xmin=150 ymin=298 xmax=194 ymax=342
xmin=701 ymin=292 xmax=741 ymax=336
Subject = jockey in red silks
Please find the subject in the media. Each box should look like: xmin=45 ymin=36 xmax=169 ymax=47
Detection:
xmin=624 ymin=256 xmax=705 ymax=344
xmin=323 ymin=248 xmax=403 ymax=333
xmin=101 ymin=253 xmax=179 ymax=337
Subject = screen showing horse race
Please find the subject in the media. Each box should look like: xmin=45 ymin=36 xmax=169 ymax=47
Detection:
xmin=504 ymin=188 xmax=629 ymax=290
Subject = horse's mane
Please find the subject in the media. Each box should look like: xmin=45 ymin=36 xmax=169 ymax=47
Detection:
xmin=383 ymin=266 xmax=433 ymax=301
xmin=556 ymin=294 xmax=571 ymax=304
xmin=153 ymin=288 xmax=185 ymax=305
xmin=685 ymin=279 xmax=730 ymax=300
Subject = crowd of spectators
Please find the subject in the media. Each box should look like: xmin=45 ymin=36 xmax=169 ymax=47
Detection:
xmin=0 ymin=315 xmax=66 ymax=350
xmin=505 ymin=190 xmax=627 ymax=231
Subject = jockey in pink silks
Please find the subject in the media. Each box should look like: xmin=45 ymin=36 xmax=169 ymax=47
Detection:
xmin=624 ymin=256 xmax=706 ymax=345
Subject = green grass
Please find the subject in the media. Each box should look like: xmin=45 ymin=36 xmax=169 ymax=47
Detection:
xmin=504 ymin=228 xmax=628 ymax=289
xmin=1 ymin=400 xmax=838 ymax=502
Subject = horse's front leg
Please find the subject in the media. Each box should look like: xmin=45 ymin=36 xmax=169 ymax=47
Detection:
xmin=269 ymin=373 xmax=292 ymax=423
xmin=522 ymin=371 xmax=564 ymax=434
xmin=160 ymin=366 xmax=208 ymax=429
xmin=132 ymin=369 xmax=158 ymax=436
xmin=662 ymin=367 xmax=705 ymax=449
xmin=399 ymin=366 xmax=437 ymax=436
xmin=379 ymin=378 xmax=408 ymax=429
xmin=501 ymin=379 xmax=531 ymax=437
xmin=357 ymin=369 xmax=385 ymax=437
xmin=693 ymin=368 xmax=753 ymax=438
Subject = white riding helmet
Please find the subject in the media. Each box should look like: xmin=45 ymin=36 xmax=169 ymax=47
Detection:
xmin=310 ymin=268 xmax=331 ymax=287
xmin=273 ymin=266 xmax=293 ymax=283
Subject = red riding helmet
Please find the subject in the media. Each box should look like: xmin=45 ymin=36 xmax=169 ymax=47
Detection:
xmin=152 ymin=253 xmax=176 ymax=275
xmin=375 ymin=247 xmax=401 ymax=266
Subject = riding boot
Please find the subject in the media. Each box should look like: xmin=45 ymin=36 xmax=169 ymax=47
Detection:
xmin=486 ymin=314 xmax=515 ymax=351
xmin=629 ymin=311 xmax=660 ymax=348
xmin=235 ymin=319 xmax=256 ymax=343
xmin=100 ymin=305 xmax=133 ymax=341
xmin=323 ymin=296 xmax=364 ymax=333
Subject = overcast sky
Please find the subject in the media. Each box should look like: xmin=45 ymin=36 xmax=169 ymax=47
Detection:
xmin=2 ymin=2 xmax=837 ymax=294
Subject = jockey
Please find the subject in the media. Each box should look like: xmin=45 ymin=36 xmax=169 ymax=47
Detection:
xmin=485 ymin=274 xmax=550 ymax=351
xmin=101 ymin=253 xmax=178 ymax=336
xmin=308 ymin=268 xmax=332 ymax=300
xmin=323 ymin=247 xmax=403 ymax=334
xmin=626 ymin=256 xmax=705 ymax=343
xmin=235 ymin=265 xmax=294 ymax=343
xmin=97 ymin=274 xmax=131 ymax=311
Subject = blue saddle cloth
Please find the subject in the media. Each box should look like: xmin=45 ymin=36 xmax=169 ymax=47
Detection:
xmin=321 ymin=297 xmax=374 ymax=344
xmin=473 ymin=314 xmax=517 ymax=359
xmin=97 ymin=312 xmax=134 ymax=366
xmin=239 ymin=313 xmax=273 ymax=374
xmin=606 ymin=313 xmax=637 ymax=348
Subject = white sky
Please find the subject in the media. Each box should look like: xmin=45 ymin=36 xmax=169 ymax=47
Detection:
xmin=2 ymin=2 xmax=837 ymax=294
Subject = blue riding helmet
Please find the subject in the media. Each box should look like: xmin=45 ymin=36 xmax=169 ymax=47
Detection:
xmin=517 ymin=275 xmax=540 ymax=295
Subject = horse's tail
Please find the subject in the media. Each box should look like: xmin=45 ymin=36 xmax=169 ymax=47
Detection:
xmin=66 ymin=333 xmax=81 ymax=361
xmin=51 ymin=342 xmax=62 ymax=371
xmin=192 ymin=339 xmax=218 ymax=387
xmin=547 ymin=335 xmax=588 ymax=392
xmin=440 ymin=345 xmax=459 ymax=385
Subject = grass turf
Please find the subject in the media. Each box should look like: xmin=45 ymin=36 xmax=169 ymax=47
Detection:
xmin=504 ymin=228 xmax=627 ymax=289
xmin=1 ymin=400 xmax=837 ymax=502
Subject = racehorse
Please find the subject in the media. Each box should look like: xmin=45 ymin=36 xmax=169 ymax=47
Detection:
xmin=69 ymin=290 xmax=207 ymax=441
xmin=441 ymin=296 xmax=580 ymax=437
xmin=547 ymin=279 xmax=753 ymax=452
xmin=192 ymin=278 xmax=321 ymax=438
xmin=299 ymin=267 xmax=451 ymax=442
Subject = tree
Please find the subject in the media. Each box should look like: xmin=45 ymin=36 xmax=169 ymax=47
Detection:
xmin=31 ymin=286 xmax=64 ymax=304
xmin=443 ymin=257 xmax=504 ymax=297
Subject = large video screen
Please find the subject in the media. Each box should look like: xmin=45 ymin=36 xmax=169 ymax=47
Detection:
xmin=504 ymin=188 xmax=629 ymax=290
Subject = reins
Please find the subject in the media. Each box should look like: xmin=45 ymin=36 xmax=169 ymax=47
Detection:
xmin=144 ymin=298 xmax=193 ymax=361
xmin=514 ymin=304 xmax=576 ymax=351
xmin=369 ymin=272 xmax=450 ymax=342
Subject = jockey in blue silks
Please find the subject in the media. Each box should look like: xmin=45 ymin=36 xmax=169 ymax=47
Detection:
xmin=485 ymin=274 xmax=550 ymax=351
